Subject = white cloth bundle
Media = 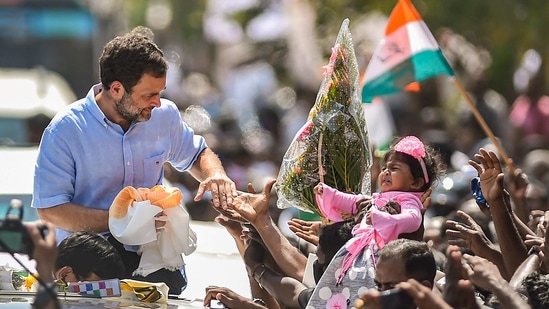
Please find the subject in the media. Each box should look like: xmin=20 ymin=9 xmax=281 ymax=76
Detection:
xmin=109 ymin=186 xmax=197 ymax=276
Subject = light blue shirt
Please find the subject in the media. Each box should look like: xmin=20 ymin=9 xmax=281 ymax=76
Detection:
xmin=32 ymin=84 xmax=207 ymax=242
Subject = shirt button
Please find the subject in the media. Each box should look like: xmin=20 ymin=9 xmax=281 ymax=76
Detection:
xmin=127 ymin=161 xmax=131 ymax=166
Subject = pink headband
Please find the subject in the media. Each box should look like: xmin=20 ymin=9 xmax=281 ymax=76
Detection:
xmin=393 ymin=136 xmax=429 ymax=183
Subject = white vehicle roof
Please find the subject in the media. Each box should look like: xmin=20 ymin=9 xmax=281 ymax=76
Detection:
xmin=0 ymin=67 xmax=76 ymax=118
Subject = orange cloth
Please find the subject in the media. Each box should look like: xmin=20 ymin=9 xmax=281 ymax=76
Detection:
xmin=110 ymin=185 xmax=183 ymax=219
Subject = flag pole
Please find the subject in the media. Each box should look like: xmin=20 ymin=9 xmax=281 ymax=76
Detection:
xmin=452 ymin=77 xmax=515 ymax=173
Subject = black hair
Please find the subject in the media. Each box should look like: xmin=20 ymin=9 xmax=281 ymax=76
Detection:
xmin=55 ymin=231 xmax=125 ymax=280
xmin=317 ymin=219 xmax=354 ymax=262
xmin=313 ymin=220 xmax=355 ymax=283
xmin=377 ymin=239 xmax=437 ymax=286
xmin=523 ymin=271 xmax=549 ymax=309
xmin=383 ymin=136 xmax=446 ymax=192
xmin=99 ymin=26 xmax=167 ymax=92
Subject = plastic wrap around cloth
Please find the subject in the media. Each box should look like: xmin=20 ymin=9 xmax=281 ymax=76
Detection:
xmin=109 ymin=185 xmax=197 ymax=277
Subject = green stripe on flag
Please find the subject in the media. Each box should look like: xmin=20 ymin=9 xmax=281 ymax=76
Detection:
xmin=361 ymin=59 xmax=415 ymax=103
xmin=412 ymin=49 xmax=454 ymax=82
xmin=361 ymin=49 xmax=454 ymax=103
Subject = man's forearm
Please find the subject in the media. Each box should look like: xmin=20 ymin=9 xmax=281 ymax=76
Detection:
xmin=488 ymin=197 xmax=528 ymax=277
xmin=253 ymin=215 xmax=307 ymax=281
xmin=37 ymin=203 xmax=109 ymax=232
xmin=257 ymin=267 xmax=306 ymax=309
xmin=188 ymin=148 xmax=226 ymax=181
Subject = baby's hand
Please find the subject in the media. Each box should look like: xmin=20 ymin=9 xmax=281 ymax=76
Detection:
xmin=383 ymin=200 xmax=401 ymax=215
xmin=313 ymin=183 xmax=324 ymax=196
xmin=365 ymin=211 xmax=373 ymax=225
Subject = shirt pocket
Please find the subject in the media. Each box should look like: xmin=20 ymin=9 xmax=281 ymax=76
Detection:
xmin=143 ymin=153 xmax=165 ymax=187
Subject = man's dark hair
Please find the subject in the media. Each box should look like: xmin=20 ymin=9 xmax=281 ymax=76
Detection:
xmin=523 ymin=271 xmax=549 ymax=309
xmin=99 ymin=26 xmax=168 ymax=92
xmin=318 ymin=219 xmax=354 ymax=262
xmin=55 ymin=231 xmax=125 ymax=280
xmin=378 ymin=239 xmax=437 ymax=285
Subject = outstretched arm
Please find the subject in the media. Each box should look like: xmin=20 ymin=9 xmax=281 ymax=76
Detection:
xmin=244 ymin=238 xmax=306 ymax=309
xmin=469 ymin=149 xmax=528 ymax=277
xmin=442 ymin=246 xmax=480 ymax=309
xmin=287 ymin=218 xmax=322 ymax=246
xmin=506 ymin=165 xmax=530 ymax=226
xmin=204 ymin=286 xmax=266 ymax=309
xmin=190 ymin=147 xmax=237 ymax=208
xmin=462 ymin=253 xmax=530 ymax=309
xmin=445 ymin=210 xmax=508 ymax=279
xmin=230 ymin=179 xmax=307 ymax=281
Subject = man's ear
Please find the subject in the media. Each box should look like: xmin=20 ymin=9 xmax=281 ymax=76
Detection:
xmin=55 ymin=266 xmax=73 ymax=281
xmin=420 ymin=279 xmax=433 ymax=290
xmin=109 ymin=81 xmax=125 ymax=100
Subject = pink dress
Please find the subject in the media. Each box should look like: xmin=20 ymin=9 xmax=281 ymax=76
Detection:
xmin=315 ymin=183 xmax=423 ymax=284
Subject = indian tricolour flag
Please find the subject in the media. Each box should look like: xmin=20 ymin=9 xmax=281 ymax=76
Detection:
xmin=361 ymin=0 xmax=454 ymax=103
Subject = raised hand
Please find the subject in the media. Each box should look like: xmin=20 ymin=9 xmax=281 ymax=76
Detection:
xmin=211 ymin=202 xmax=247 ymax=223
xmin=230 ymin=179 xmax=276 ymax=225
xmin=442 ymin=245 xmax=480 ymax=309
xmin=287 ymin=218 xmax=322 ymax=246
xmin=445 ymin=210 xmax=495 ymax=256
xmin=462 ymin=254 xmax=503 ymax=289
xmin=506 ymin=165 xmax=529 ymax=202
xmin=396 ymin=279 xmax=453 ymax=309
xmin=194 ymin=171 xmax=238 ymax=209
xmin=469 ymin=148 xmax=505 ymax=203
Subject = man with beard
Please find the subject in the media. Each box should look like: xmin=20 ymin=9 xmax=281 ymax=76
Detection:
xmin=31 ymin=26 xmax=237 ymax=295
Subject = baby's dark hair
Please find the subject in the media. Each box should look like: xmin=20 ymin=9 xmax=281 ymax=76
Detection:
xmin=383 ymin=136 xmax=446 ymax=192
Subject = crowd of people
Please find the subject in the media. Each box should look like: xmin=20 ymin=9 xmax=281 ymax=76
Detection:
xmin=202 ymin=145 xmax=547 ymax=308
xmin=17 ymin=23 xmax=549 ymax=309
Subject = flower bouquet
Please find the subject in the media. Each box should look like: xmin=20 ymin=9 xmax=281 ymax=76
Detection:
xmin=276 ymin=19 xmax=372 ymax=216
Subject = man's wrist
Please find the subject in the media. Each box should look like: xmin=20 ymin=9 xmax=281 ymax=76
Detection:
xmin=35 ymin=266 xmax=55 ymax=283
xmin=252 ymin=216 xmax=274 ymax=232
xmin=33 ymin=282 xmax=59 ymax=309
xmin=252 ymin=298 xmax=267 ymax=308
xmin=252 ymin=264 xmax=269 ymax=289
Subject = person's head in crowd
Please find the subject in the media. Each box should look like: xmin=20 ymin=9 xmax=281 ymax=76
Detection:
xmin=99 ymin=26 xmax=168 ymax=123
xmin=379 ymin=136 xmax=445 ymax=194
xmin=55 ymin=231 xmax=125 ymax=282
xmin=526 ymin=180 xmax=549 ymax=232
xmin=519 ymin=49 xmax=546 ymax=99
xmin=523 ymin=149 xmax=549 ymax=187
xmin=313 ymin=220 xmax=354 ymax=283
xmin=374 ymin=239 xmax=437 ymax=291
xmin=523 ymin=271 xmax=549 ymax=309
xmin=526 ymin=180 xmax=549 ymax=212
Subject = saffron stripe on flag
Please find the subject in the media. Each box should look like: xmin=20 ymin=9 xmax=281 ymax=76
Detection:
xmin=361 ymin=0 xmax=455 ymax=103
xmin=385 ymin=0 xmax=422 ymax=35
